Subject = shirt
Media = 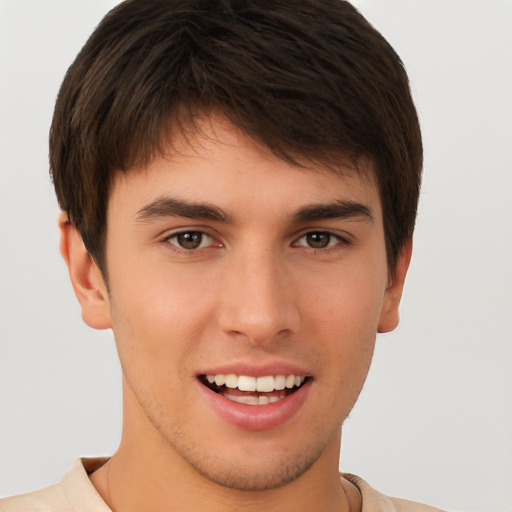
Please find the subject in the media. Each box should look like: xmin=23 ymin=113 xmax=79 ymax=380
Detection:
xmin=0 ymin=458 xmax=445 ymax=511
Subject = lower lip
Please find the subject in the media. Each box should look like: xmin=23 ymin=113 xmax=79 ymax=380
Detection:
xmin=197 ymin=379 xmax=312 ymax=431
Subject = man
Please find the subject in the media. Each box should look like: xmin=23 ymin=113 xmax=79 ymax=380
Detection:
xmin=0 ymin=0 xmax=443 ymax=510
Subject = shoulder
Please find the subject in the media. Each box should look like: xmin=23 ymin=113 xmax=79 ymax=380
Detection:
xmin=0 ymin=458 xmax=110 ymax=512
xmin=0 ymin=484 xmax=71 ymax=511
xmin=343 ymin=473 xmax=446 ymax=512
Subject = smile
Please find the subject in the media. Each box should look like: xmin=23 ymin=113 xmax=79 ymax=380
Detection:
xmin=200 ymin=374 xmax=309 ymax=406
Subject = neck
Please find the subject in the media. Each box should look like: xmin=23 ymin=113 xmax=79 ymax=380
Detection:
xmin=89 ymin=381 xmax=360 ymax=512
xmin=91 ymin=434 xmax=356 ymax=512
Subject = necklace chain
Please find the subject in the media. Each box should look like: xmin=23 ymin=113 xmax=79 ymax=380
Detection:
xmin=106 ymin=457 xmax=114 ymax=511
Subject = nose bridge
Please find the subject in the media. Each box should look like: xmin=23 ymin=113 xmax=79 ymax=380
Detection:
xmin=218 ymin=244 xmax=299 ymax=344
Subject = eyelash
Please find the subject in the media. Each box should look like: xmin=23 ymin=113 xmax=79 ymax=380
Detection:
xmin=294 ymin=231 xmax=351 ymax=251
xmin=163 ymin=230 xmax=351 ymax=253
xmin=164 ymin=230 xmax=219 ymax=253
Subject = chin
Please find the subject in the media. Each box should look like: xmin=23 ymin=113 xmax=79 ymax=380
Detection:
xmin=187 ymin=450 xmax=321 ymax=491
xmin=159 ymin=422 xmax=338 ymax=492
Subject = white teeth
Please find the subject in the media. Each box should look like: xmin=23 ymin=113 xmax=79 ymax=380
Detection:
xmin=285 ymin=375 xmax=296 ymax=389
xmin=222 ymin=393 xmax=287 ymax=405
xmin=238 ymin=375 xmax=257 ymax=391
xmin=228 ymin=395 xmax=258 ymax=405
xmin=256 ymin=375 xmax=275 ymax=392
xmin=225 ymin=374 xmax=238 ymax=389
xmin=244 ymin=395 xmax=259 ymax=405
xmin=274 ymin=375 xmax=286 ymax=390
xmin=205 ymin=373 xmax=306 ymax=393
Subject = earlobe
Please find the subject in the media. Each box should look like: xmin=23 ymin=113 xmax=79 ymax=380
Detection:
xmin=377 ymin=239 xmax=412 ymax=334
xmin=58 ymin=212 xmax=112 ymax=330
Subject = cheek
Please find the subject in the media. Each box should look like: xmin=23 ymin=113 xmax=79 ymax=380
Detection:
xmin=297 ymin=264 xmax=385 ymax=393
xmin=107 ymin=262 xmax=214 ymax=376
xmin=300 ymin=264 xmax=386 ymax=338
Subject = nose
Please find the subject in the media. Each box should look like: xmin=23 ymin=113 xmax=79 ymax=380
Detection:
xmin=217 ymin=247 xmax=300 ymax=346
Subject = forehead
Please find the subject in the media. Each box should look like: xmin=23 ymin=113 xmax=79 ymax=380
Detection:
xmin=109 ymin=115 xmax=381 ymax=220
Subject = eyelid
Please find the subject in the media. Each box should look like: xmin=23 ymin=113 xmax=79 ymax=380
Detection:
xmin=161 ymin=224 xmax=218 ymax=240
xmin=162 ymin=227 xmax=223 ymax=252
xmin=292 ymin=229 xmax=352 ymax=249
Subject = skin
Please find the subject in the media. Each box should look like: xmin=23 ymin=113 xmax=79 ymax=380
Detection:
xmin=60 ymin=116 xmax=411 ymax=512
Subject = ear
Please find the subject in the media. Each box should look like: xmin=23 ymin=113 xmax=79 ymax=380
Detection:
xmin=377 ymin=238 xmax=413 ymax=333
xmin=58 ymin=212 xmax=112 ymax=330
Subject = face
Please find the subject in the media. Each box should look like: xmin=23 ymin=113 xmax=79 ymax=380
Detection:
xmin=66 ymin=117 xmax=409 ymax=491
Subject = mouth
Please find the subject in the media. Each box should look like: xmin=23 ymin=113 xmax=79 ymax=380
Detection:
xmin=199 ymin=373 xmax=310 ymax=406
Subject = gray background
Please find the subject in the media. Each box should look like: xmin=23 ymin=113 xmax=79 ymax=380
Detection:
xmin=1 ymin=1 xmax=511 ymax=511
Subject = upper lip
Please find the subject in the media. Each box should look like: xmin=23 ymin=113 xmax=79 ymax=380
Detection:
xmin=197 ymin=361 xmax=311 ymax=378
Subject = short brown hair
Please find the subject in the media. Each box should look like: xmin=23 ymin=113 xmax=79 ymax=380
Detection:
xmin=50 ymin=0 xmax=422 ymax=275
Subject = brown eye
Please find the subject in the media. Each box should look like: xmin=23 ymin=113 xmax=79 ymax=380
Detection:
xmin=305 ymin=232 xmax=332 ymax=249
xmin=169 ymin=231 xmax=211 ymax=250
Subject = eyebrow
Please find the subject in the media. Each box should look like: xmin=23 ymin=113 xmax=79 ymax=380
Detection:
xmin=290 ymin=199 xmax=374 ymax=223
xmin=135 ymin=197 xmax=233 ymax=223
xmin=135 ymin=196 xmax=373 ymax=225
